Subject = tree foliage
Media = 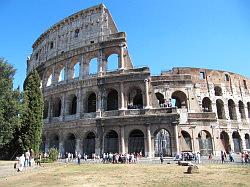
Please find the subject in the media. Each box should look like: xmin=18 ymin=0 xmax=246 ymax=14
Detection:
xmin=0 ymin=58 xmax=22 ymax=159
xmin=20 ymin=70 xmax=44 ymax=153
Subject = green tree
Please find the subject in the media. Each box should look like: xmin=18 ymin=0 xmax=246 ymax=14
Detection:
xmin=0 ymin=58 xmax=21 ymax=159
xmin=20 ymin=70 xmax=44 ymax=153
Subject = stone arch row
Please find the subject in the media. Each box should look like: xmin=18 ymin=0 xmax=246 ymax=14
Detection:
xmin=155 ymin=90 xmax=250 ymax=119
xmin=44 ymin=52 xmax=121 ymax=87
xmin=220 ymin=131 xmax=250 ymax=153
xmin=42 ymin=128 xmax=173 ymax=157
xmin=43 ymin=86 xmax=145 ymax=118
xmin=180 ymin=129 xmax=250 ymax=155
xmin=216 ymin=99 xmax=250 ymax=120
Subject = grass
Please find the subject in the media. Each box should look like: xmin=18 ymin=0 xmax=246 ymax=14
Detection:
xmin=1 ymin=163 xmax=250 ymax=187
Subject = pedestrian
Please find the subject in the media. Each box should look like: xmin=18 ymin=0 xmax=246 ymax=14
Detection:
xmin=197 ymin=152 xmax=201 ymax=164
xmin=160 ymin=154 xmax=164 ymax=164
xmin=37 ymin=153 xmax=42 ymax=166
xmin=229 ymin=152 xmax=234 ymax=162
xmin=241 ymin=152 xmax=245 ymax=164
xmin=77 ymin=153 xmax=81 ymax=165
xmin=221 ymin=150 xmax=225 ymax=164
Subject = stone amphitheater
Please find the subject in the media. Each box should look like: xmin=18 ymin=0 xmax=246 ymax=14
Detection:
xmin=26 ymin=4 xmax=250 ymax=158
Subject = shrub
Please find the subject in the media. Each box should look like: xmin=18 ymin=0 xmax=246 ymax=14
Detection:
xmin=48 ymin=148 xmax=58 ymax=162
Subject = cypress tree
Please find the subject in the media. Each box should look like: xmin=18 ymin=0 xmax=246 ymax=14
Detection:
xmin=20 ymin=70 xmax=44 ymax=153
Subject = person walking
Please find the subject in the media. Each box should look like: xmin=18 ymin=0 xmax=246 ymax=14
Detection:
xmin=221 ymin=150 xmax=225 ymax=164
xmin=160 ymin=154 xmax=164 ymax=164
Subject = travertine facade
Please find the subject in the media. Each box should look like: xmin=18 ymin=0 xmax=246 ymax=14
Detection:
xmin=27 ymin=4 xmax=250 ymax=158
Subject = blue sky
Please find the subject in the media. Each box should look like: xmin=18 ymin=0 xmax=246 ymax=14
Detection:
xmin=1 ymin=0 xmax=250 ymax=88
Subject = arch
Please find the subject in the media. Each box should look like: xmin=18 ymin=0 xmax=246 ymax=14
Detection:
xmin=228 ymin=99 xmax=237 ymax=120
xmin=155 ymin=92 xmax=165 ymax=107
xmin=107 ymin=54 xmax=118 ymax=72
xmin=83 ymin=132 xmax=96 ymax=158
xmin=89 ymin=58 xmax=98 ymax=76
xmin=127 ymin=87 xmax=143 ymax=109
xmin=171 ymin=91 xmax=187 ymax=109
xmin=107 ymin=89 xmax=118 ymax=111
xmin=247 ymin=102 xmax=250 ymax=118
xmin=220 ymin=131 xmax=230 ymax=153
xmin=73 ymin=62 xmax=80 ymax=79
xmin=50 ymin=134 xmax=59 ymax=150
xmin=52 ymin=97 xmax=61 ymax=117
xmin=104 ymin=130 xmax=119 ymax=153
xmin=58 ymin=67 xmax=65 ymax=82
xmin=154 ymin=129 xmax=172 ymax=157
xmin=245 ymin=134 xmax=250 ymax=149
xmin=64 ymin=133 xmax=76 ymax=156
xmin=216 ymin=99 xmax=225 ymax=119
xmin=46 ymin=74 xmax=52 ymax=87
xmin=43 ymin=100 xmax=49 ymax=119
xmin=198 ymin=130 xmax=213 ymax=156
xmin=214 ymin=86 xmax=223 ymax=96
xmin=239 ymin=101 xmax=246 ymax=119
xmin=128 ymin=129 xmax=145 ymax=156
xmin=87 ymin=92 xmax=96 ymax=113
xmin=67 ymin=95 xmax=77 ymax=115
xmin=232 ymin=131 xmax=242 ymax=153
xmin=180 ymin=130 xmax=192 ymax=152
xmin=202 ymin=97 xmax=212 ymax=112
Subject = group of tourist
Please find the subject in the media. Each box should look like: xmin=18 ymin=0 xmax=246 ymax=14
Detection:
xmin=15 ymin=149 xmax=41 ymax=172
xmin=102 ymin=153 xmax=139 ymax=164
xmin=241 ymin=151 xmax=249 ymax=164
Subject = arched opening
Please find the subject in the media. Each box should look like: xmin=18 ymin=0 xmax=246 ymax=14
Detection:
xmin=228 ymin=99 xmax=237 ymax=120
xmin=89 ymin=58 xmax=98 ymax=76
xmin=154 ymin=129 xmax=172 ymax=157
xmin=247 ymin=102 xmax=250 ymax=118
xmin=46 ymin=74 xmax=52 ymax=87
xmin=64 ymin=133 xmax=76 ymax=156
xmin=232 ymin=131 xmax=242 ymax=153
xmin=83 ymin=132 xmax=96 ymax=158
xmin=214 ymin=86 xmax=223 ymax=96
xmin=73 ymin=62 xmax=80 ymax=79
xmin=43 ymin=100 xmax=49 ymax=119
xmin=239 ymin=101 xmax=246 ymax=119
xmin=220 ymin=131 xmax=230 ymax=153
xmin=128 ymin=129 xmax=145 ymax=156
xmin=58 ymin=67 xmax=65 ymax=82
xmin=107 ymin=89 xmax=118 ymax=111
xmin=87 ymin=93 xmax=96 ymax=113
xmin=180 ymin=130 xmax=192 ymax=152
xmin=198 ymin=130 xmax=213 ymax=156
xmin=50 ymin=134 xmax=59 ymax=150
xmin=171 ymin=91 xmax=187 ymax=109
xmin=216 ymin=99 xmax=225 ymax=119
xmin=245 ymin=134 xmax=250 ymax=149
xmin=107 ymin=54 xmax=118 ymax=72
xmin=202 ymin=97 xmax=212 ymax=112
xmin=67 ymin=95 xmax=77 ymax=115
xmin=155 ymin=92 xmax=165 ymax=107
xmin=52 ymin=97 xmax=61 ymax=117
xmin=104 ymin=130 xmax=118 ymax=154
xmin=127 ymin=87 xmax=143 ymax=109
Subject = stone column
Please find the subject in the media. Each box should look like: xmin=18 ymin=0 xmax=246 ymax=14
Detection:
xmin=144 ymin=79 xmax=151 ymax=109
xmin=79 ymin=55 xmax=84 ymax=80
xmin=82 ymin=60 xmax=89 ymax=78
xmin=61 ymin=93 xmax=66 ymax=120
xmin=120 ymin=82 xmax=125 ymax=110
xmin=76 ymin=88 xmax=81 ymax=118
xmin=65 ymin=59 xmax=70 ymax=81
xmin=146 ymin=125 xmax=152 ymax=158
xmin=241 ymin=132 xmax=246 ymax=150
xmin=59 ymin=136 xmax=65 ymax=157
xmin=228 ymin=131 xmax=234 ymax=152
xmin=51 ymin=65 xmax=56 ymax=85
xmin=75 ymin=137 xmax=83 ymax=155
xmin=120 ymin=126 xmax=125 ymax=154
xmin=175 ymin=124 xmax=180 ymax=155
xmin=45 ymin=138 xmax=50 ymax=154
xmin=119 ymin=43 xmax=125 ymax=70
xmin=96 ymin=91 xmax=102 ymax=117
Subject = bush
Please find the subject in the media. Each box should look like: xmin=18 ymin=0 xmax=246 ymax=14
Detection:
xmin=48 ymin=148 xmax=58 ymax=162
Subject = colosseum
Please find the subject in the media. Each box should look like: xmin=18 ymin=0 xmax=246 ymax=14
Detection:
xmin=26 ymin=4 xmax=250 ymax=158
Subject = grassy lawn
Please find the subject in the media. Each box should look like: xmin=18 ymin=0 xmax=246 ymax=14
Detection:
xmin=1 ymin=163 xmax=250 ymax=187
